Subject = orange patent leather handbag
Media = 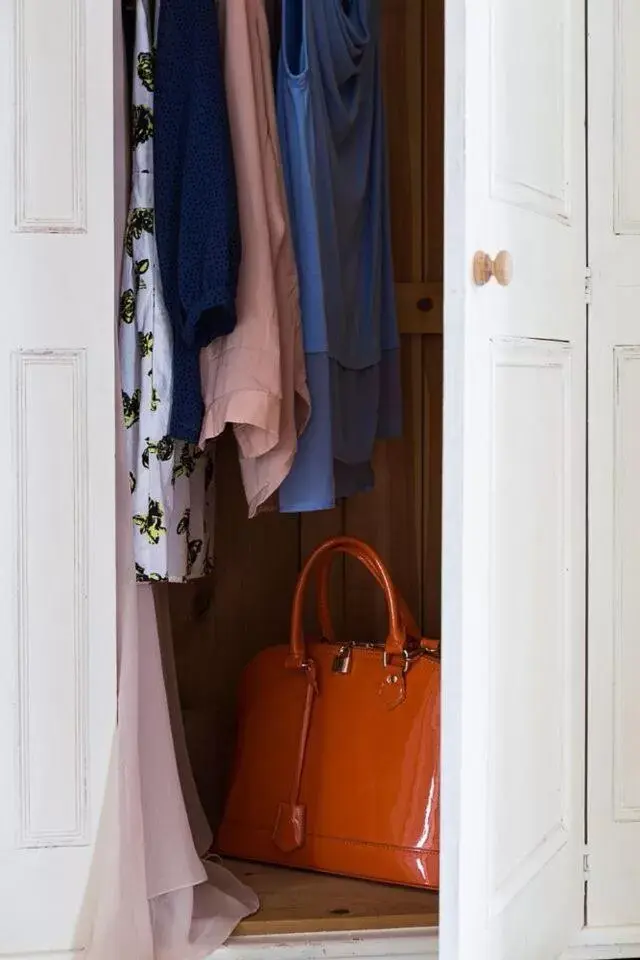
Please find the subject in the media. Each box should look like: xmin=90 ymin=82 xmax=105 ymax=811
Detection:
xmin=217 ymin=536 xmax=441 ymax=889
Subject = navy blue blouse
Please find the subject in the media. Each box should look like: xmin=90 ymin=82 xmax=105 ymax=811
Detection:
xmin=154 ymin=0 xmax=240 ymax=442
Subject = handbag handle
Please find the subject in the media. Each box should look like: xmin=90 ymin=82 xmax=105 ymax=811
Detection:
xmin=274 ymin=536 xmax=412 ymax=853
xmin=288 ymin=536 xmax=407 ymax=668
xmin=315 ymin=544 xmax=424 ymax=643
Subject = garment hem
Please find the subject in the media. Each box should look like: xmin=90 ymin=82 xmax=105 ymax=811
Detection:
xmin=199 ymin=389 xmax=282 ymax=459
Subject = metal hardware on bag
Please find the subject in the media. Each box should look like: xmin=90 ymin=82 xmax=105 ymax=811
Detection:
xmin=332 ymin=644 xmax=353 ymax=674
xmin=323 ymin=637 xmax=381 ymax=651
xmin=383 ymin=647 xmax=424 ymax=673
xmin=421 ymin=644 xmax=442 ymax=664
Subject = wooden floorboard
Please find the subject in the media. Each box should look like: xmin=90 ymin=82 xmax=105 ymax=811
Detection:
xmin=226 ymin=859 xmax=439 ymax=936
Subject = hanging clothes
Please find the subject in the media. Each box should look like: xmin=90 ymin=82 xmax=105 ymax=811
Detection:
xmin=276 ymin=0 xmax=402 ymax=512
xmin=154 ymin=0 xmax=241 ymax=444
xmin=199 ymin=0 xmax=310 ymax=517
xmin=85 ymin=6 xmax=259 ymax=951
xmin=119 ymin=0 xmax=214 ymax=583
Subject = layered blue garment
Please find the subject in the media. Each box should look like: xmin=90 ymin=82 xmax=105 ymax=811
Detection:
xmin=277 ymin=0 xmax=401 ymax=512
xmin=154 ymin=0 xmax=240 ymax=443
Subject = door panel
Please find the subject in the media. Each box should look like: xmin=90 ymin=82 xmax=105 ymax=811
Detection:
xmin=587 ymin=0 xmax=640 ymax=929
xmin=490 ymin=341 xmax=573 ymax=906
xmin=441 ymin=0 xmax=586 ymax=957
xmin=0 ymin=0 xmax=117 ymax=954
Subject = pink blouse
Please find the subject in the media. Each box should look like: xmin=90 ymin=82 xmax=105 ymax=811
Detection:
xmin=199 ymin=0 xmax=310 ymax=517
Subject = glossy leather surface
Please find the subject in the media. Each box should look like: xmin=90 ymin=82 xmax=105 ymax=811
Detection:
xmin=217 ymin=538 xmax=440 ymax=889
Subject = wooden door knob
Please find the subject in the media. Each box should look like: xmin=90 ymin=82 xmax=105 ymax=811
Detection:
xmin=472 ymin=250 xmax=513 ymax=287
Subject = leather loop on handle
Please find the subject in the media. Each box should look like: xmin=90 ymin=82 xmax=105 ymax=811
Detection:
xmin=315 ymin=545 xmax=423 ymax=642
xmin=289 ymin=536 xmax=407 ymax=668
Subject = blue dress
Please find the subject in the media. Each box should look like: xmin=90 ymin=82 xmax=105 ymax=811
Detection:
xmin=277 ymin=0 xmax=401 ymax=512
xmin=154 ymin=0 xmax=241 ymax=443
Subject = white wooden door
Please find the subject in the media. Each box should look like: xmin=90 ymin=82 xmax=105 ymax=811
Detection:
xmin=0 ymin=1 xmax=118 ymax=956
xmin=441 ymin=0 xmax=587 ymax=958
xmin=587 ymin=0 xmax=640 ymax=939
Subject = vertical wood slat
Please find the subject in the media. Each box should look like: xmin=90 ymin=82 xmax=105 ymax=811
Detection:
xmin=171 ymin=431 xmax=300 ymax=829
xmin=422 ymin=0 xmax=444 ymax=636
xmin=422 ymin=336 xmax=443 ymax=638
xmin=424 ymin=0 xmax=445 ymax=280
xmin=343 ymin=336 xmax=425 ymax=645
xmin=343 ymin=0 xmax=427 ymax=643
xmin=211 ymin=433 xmax=299 ymax=827
xmin=380 ymin=0 xmax=424 ymax=284
xmin=300 ymin=505 xmax=346 ymax=639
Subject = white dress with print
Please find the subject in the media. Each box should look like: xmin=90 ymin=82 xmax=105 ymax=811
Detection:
xmin=119 ymin=0 xmax=214 ymax=582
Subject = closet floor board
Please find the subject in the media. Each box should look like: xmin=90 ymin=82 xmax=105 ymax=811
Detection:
xmin=226 ymin=859 xmax=439 ymax=936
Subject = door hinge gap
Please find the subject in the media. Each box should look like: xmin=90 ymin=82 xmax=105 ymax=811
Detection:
xmin=583 ymin=850 xmax=591 ymax=876
xmin=584 ymin=267 xmax=592 ymax=304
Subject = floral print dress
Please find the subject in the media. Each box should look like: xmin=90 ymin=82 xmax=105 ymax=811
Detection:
xmin=119 ymin=0 xmax=214 ymax=583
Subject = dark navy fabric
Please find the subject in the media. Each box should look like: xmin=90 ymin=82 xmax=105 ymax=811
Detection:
xmin=276 ymin=0 xmax=401 ymax=512
xmin=154 ymin=0 xmax=240 ymax=442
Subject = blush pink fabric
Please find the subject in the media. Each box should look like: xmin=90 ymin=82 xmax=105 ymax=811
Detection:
xmin=199 ymin=0 xmax=310 ymax=517
xmin=86 ymin=395 xmax=258 ymax=960
xmin=85 ymin=5 xmax=258 ymax=955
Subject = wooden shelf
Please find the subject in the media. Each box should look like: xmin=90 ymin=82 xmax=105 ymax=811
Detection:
xmin=226 ymin=859 xmax=439 ymax=937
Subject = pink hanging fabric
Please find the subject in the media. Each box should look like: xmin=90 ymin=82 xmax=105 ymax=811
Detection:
xmin=155 ymin=585 xmax=214 ymax=858
xmin=86 ymin=405 xmax=257 ymax=960
xmin=199 ymin=0 xmax=310 ymax=518
xmin=84 ymin=4 xmax=259 ymax=955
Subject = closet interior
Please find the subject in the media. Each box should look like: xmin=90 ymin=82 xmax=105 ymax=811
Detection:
xmin=162 ymin=0 xmax=444 ymax=937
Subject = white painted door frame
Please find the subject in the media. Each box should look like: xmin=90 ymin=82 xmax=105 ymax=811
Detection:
xmin=441 ymin=0 xmax=588 ymax=958
xmin=585 ymin=0 xmax=640 ymax=943
xmin=0 ymin=0 xmax=118 ymax=955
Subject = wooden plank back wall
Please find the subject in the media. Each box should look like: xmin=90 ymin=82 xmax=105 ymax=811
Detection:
xmin=168 ymin=0 xmax=444 ymax=830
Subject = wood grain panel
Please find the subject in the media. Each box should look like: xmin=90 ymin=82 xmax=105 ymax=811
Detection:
xmin=343 ymin=336 xmax=424 ymax=645
xmin=381 ymin=0 xmax=424 ymax=283
xmin=345 ymin=0 xmax=442 ymax=640
xmin=396 ymin=281 xmax=443 ymax=335
xmin=424 ymin=0 xmax=445 ymax=278
xmin=422 ymin=335 xmax=443 ymax=638
xmin=171 ymin=431 xmax=299 ymax=829
xmin=228 ymin=860 xmax=439 ymax=936
xmin=300 ymin=504 xmax=345 ymax=638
